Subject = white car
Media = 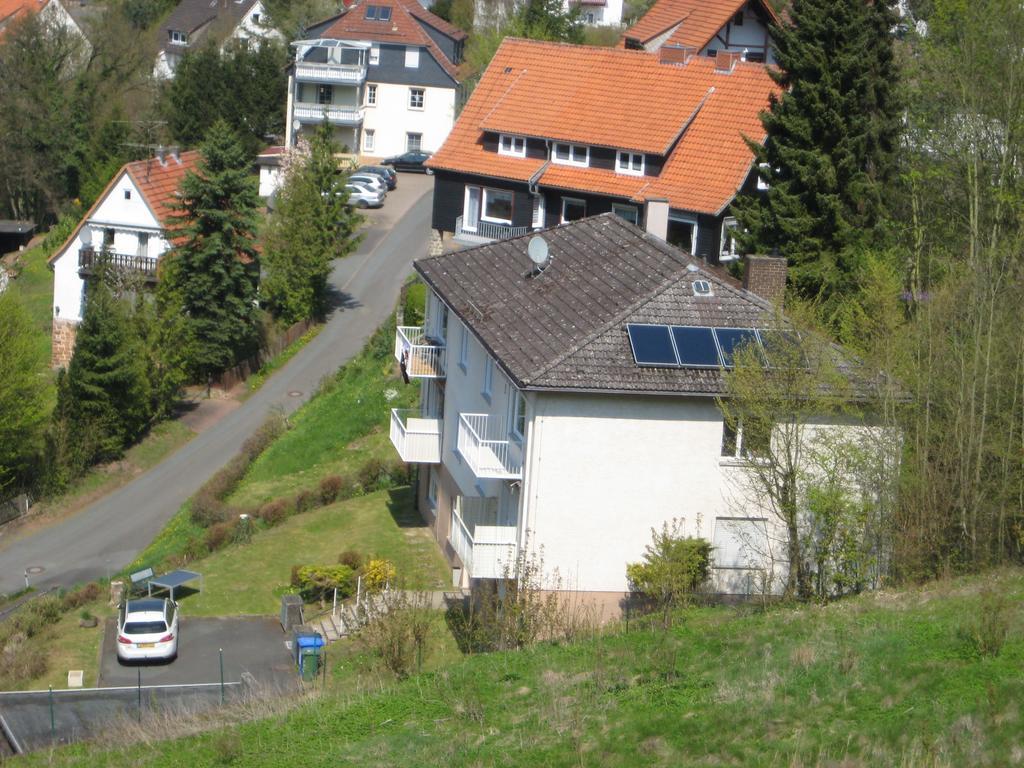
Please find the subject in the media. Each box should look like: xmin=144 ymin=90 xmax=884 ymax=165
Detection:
xmin=347 ymin=173 xmax=387 ymax=195
xmin=345 ymin=182 xmax=385 ymax=209
xmin=117 ymin=598 xmax=178 ymax=662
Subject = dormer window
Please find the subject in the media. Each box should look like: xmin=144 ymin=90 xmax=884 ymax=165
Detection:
xmin=169 ymin=29 xmax=187 ymax=45
xmin=364 ymin=5 xmax=392 ymax=20
xmin=379 ymin=6 xmax=391 ymax=20
xmin=498 ymin=134 xmax=526 ymax=157
xmin=365 ymin=5 xmax=377 ymax=18
xmin=551 ymin=142 xmax=588 ymax=167
xmin=616 ymin=151 xmax=644 ymax=176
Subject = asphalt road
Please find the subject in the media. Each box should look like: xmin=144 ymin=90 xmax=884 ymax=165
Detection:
xmin=0 ymin=178 xmax=434 ymax=596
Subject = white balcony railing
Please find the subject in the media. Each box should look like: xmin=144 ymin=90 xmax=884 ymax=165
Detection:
xmin=294 ymin=62 xmax=366 ymax=84
xmin=293 ymin=102 xmax=364 ymax=126
xmin=450 ymin=503 xmax=518 ymax=579
xmin=389 ymin=407 xmax=441 ymax=464
xmin=394 ymin=326 xmax=445 ymax=379
xmin=454 ymin=215 xmax=529 ymax=245
xmin=457 ymin=414 xmax=523 ymax=480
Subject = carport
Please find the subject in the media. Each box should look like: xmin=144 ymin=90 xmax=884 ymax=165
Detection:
xmin=146 ymin=569 xmax=203 ymax=601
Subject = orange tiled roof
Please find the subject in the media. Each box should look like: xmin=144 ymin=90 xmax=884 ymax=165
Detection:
xmin=427 ymin=38 xmax=779 ymax=216
xmin=0 ymin=0 xmax=47 ymax=36
xmin=316 ymin=0 xmax=460 ymax=80
xmin=623 ymin=0 xmax=780 ymax=50
xmin=49 ymin=150 xmax=201 ymax=265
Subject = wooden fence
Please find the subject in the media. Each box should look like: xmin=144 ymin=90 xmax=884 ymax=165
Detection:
xmin=0 ymin=494 xmax=30 ymax=528
xmin=212 ymin=318 xmax=314 ymax=391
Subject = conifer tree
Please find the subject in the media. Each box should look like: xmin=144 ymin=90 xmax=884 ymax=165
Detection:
xmin=162 ymin=120 xmax=260 ymax=383
xmin=262 ymin=122 xmax=361 ymax=324
xmin=731 ymin=0 xmax=901 ymax=310
xmin=0 ymin=293 xmax=48 ymax=492
xmin=61 ymin=279 xmax=152 ymax=465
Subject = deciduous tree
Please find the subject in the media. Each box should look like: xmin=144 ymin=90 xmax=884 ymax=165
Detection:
xmin=0 ymin=294 xmax=48 ymax=493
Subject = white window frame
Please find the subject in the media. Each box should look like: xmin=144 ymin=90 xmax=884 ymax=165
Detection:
xmin=369 ymin=44 xmax=380 ymax=65
xmin=365 ymin=83 xmax=377 ymax=106
xmin=169 ymin=29 xmax=186 ymax=44
xmin=363 ymin=129 xmax=375 ymax=152
xmin=498 ymin=134 xmax=526 ymax=157
xmin=721 ymin=216 xmax=740 ymax=261
xmin=481 ymin=187 xmax=513 ymax=225
xmin=458 ymin=325 xmax=469 ymax=370
xmin=406 ymin=132 xmax=423 ymax=152
xmin=427 ymin=468 xmax=438 ymax=511
xmin=531 ymin=194 xmax=545 ymax=229
xmin=511 ymin=391 xmax=526 ymax=441
xmin=136 ymin=232 xmax=149 ymax=259
xmin=721 ymin=418 xmax=770 ymax=463
xmin=616 ymin=151 xmax=644 ymax=176
xmin=482 ymin=358 xmax=493 ymax=401
xmin=667 ymin=214 xmax=697 ymax=255
xmin=408 ymin=87 xmax=424 ymax=110
xmin=612 ymin=203 xmax=639 ymax=225
xmin=404 ymin=46 xmax=420 ymax=68
xmin=551 ymin=142 xmax=589 ymax=167
xmin=561 ymin=196 xmax=586 ymax=224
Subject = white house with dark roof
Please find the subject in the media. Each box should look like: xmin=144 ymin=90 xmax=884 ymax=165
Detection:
xmin=389 ymin=214 xmax=883 ymax=609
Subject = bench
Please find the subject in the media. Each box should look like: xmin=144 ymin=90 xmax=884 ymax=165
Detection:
xmin=128 ymin=567 xmax=155 ymax=596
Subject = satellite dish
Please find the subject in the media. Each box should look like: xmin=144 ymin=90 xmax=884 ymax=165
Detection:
xmin=528 ymin=236 xmax=549 ymax=268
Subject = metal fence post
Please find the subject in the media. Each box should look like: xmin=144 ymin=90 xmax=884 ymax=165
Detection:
xmin=48 ymin=686 xmax=54 ymax=738
xmin=137 ymin=668 xmax=142 ymax=722
xmin=219 ymin=648 xmax=225 ymax=705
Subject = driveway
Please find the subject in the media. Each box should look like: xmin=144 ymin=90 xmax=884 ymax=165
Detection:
xmin=99 ymin=616 xmax=297 ymax=690
xmin=0 ymin=173 xmax=435 ymax=595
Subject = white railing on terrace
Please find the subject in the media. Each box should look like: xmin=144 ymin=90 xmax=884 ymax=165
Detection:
xmin=293 ymin=102 xmax=364 ymax=125
xmin=454 ymin=215 xmax=529 ymax=244
xmin=457 ymin=413 xmax=523 ymax=479
xmin=294 ymin=62 xmax=366 ymax=84
xmin=449 ymin=505 xmax=518 ymax=580
xmin=394 ymin=326 xmax=445 ymax=379
xmin=389 ymin=407 xmax=441 ymax=464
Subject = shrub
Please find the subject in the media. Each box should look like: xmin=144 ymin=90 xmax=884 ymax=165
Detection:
xmin=182 ymin=536 xmax=207 ymax=562
xmin=626 ymin=519 xmax=711 ymax=627
xmin=294 ymin=489 xmax=317 ymax=514
xmin=0 ymin=633 xmax=47 ymax=687
xmin=964 ymin=589 xmax=1011 ymax=658
xmin=257 ymin=499 xmax=290 ymax=526
xmin=241 ymin=415 xmax=285 ymax=462
xmin=356 ymin=457 xmax=388 ymax=491
xmin=294 ymin=564 xmax=355 ymax=602
xmin=363 ymin=558 xmax=396 ymax=591
xmin=358 ymin=591 xmax=433 ymax=679
xmin=319 ymin=475 xmax=344 ymax=505
xmin=62 ymin=582 xmax=101 ymax=611
xmin=205 ymin=521 xmax=237 ymax=552
xmin=338 ymin=549 xmax=364 ymax=571
xmin=290 ymin=564 xmax=304 ymax=588
xmin=190 ymin=489 xmax=230 ymax=527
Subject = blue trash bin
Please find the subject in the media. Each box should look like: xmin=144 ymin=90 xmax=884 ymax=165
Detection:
xmin=295 ymin=632 xmax=324 ymax=681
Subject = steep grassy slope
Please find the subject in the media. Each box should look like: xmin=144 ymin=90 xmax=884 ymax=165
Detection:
xmin=28 ymin=569 xmax=1024 ymax=767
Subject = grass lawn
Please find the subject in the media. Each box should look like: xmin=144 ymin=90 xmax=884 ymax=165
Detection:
xmin=5 ymin=243 xmax=55 ymax=367
xmin=26 ymin=568 xmax=1024 ymax=767
xmin=179 ymin=487 xmax=448 ymax=617
xmin=22 ymin=599 xmax=115 ymax=691
xmin=0 ymin=421 xmax=194 ymax=555
xmin=229 ymin=320 xmax=417 ymax=509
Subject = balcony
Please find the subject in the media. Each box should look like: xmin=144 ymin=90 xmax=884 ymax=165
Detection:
xmin=389 ymin=407 xmax=441 ymax=464
xmin=293 ymin=102 xmax=364 ymax=126
xmin=449 ymin=500 xmax=518 ymax=580
xmin=294 ymin=62 xmax=366 ymax=85
xmin=454 ymin=215 xmax=529 ymax=245
xmin=394 ymin=326 xmax=445 ymax=379
xmin=457 ymin=414 xmax=523 ymax=480
xmin=78 ymin=247 xmax=158 ymax=282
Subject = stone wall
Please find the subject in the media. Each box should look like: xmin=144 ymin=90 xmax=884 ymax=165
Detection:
xmin=51 ymin=318 xmax=78 ymax=369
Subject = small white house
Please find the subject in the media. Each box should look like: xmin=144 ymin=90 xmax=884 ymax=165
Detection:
xmin=389 ymin=214 xmax=879 ymax=612
xmin=0 ymin=0 xmax=89 ymax=47
xmin=256 ymin=145 xmax=286 ymax=199
xmin=153 ymin=0 xmax=282 ymax=79
xmin=49 ymin=150 xmax=200 ymax=367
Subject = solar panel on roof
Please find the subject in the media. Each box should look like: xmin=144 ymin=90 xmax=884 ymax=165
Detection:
xmin=714 ymin=328 xmax=763 ymax=368
xmin=627 ymin=324 xmax=679 ymax=367
xmin=758 ymin=329 xmax=806 ymax=368
xmin=671 ymin=326 xmax=720 ymax=368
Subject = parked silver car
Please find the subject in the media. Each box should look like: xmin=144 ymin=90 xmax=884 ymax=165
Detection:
xmin=347 ymin=173 xmax=388 ymax=195
xmin=345 ymin=182 xmax=385 ymax=209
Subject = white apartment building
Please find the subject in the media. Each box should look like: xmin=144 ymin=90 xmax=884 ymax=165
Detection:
xmin=390 ymin=214 xmax=877 ymax=609
xmin=285 ymin=0 xmax=465 ymax=158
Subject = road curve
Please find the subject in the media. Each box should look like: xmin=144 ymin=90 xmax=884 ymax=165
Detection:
xmin=0 ymin=186 xmax=433 ymax=595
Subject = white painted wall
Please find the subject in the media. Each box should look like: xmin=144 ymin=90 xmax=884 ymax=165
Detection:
xmin=51 ymin=172 xmax=169 ymax=323
xmin=259 ymin=165 xmax=281 ymax=197
xmin=361 ymin=82 xmax=456 ymax=157
xmin=232 ymin=0 xmax=282 ymax=44
xmin=697 ymin=5 xmax=775 ymax=65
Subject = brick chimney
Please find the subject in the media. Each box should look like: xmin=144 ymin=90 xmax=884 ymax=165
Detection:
xmin=714 ymin=50 xmax=742 ymax=74
xmin=659 ymin=44 xmax=696 ymax=66
xmin=743 ymin=254 xmax=787 ymax=305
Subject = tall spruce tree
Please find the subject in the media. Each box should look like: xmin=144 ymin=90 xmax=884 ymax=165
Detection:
xmin=731 ymin=0 xmax=901 ymax=310
xmin=262 ymin=123 xmax=362 ymax=324
xmin=162 ymin=121 xmax=260 ymax=383
xmin=61 ymin=279 xmax=152 ymax=465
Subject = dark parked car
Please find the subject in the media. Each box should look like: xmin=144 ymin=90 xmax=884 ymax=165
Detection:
xmin=357 ymin=165 xmax=397 ymax=190
xmin=382 ymin=151 xmax=434 ymax=174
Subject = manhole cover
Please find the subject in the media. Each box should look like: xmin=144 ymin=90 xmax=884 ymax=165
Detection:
xmin=288 ymin=390 xmax=303 ymax=397
xmin=25 ymin=566 xmax=45 ymax=575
